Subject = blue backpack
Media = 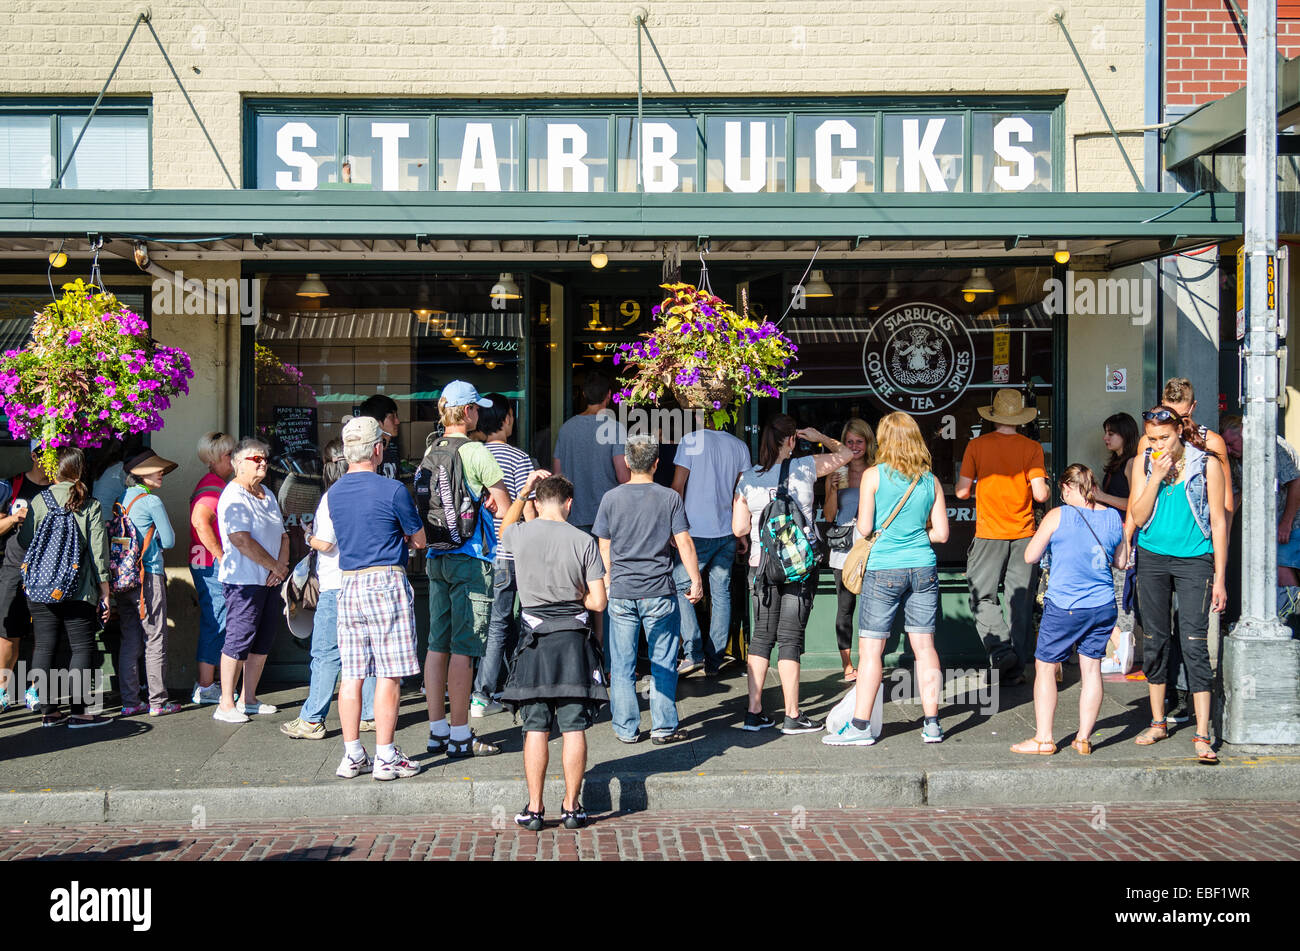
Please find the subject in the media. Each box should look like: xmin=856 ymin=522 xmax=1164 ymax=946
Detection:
xmin=22 ymin=488 xmax=83 ymax=604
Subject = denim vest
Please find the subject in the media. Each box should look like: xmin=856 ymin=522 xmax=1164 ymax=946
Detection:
xmin=1142 ymin=443 xmax=1210 ymax=539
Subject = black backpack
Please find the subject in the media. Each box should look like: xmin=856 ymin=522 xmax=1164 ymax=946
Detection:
xmin=415 ymin=436 xmax=483 ymax=551
xmin=756 ymin=459 xmax=820 ymax=588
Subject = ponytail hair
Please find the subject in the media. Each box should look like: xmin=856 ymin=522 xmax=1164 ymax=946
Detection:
xmin=1059 ymin=463 xmax=1098 ymax=506
xmin=757 ymin=414 xmax=798 ymax=472
xmin=54 ymin=447 xmax=88 ymax=512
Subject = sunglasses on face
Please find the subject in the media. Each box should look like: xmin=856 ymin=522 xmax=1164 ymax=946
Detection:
xmin=241 ymin=455 xmax=267 ymax=465
xmin=1142 ymin=409 xmax=1182 ymax=424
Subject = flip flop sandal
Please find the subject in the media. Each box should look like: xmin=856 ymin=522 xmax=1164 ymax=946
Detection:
xmin=1071 ymin=737 xmax=1092 ymax=755
xmin=1134 ymin=719 xmax=1168 ymax=745
xmin=1192 ymin=732 xmax=1219 ymax=764
xmin=1010 ymin=738 xmax=1056 ymax=755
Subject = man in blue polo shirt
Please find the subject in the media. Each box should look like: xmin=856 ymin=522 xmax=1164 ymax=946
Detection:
xmin=319 ymin=415 xmax=426 ymax=781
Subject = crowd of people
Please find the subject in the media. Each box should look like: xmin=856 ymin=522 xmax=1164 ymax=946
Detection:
xmin=0 ymin=369 xmax=1286 ymax=825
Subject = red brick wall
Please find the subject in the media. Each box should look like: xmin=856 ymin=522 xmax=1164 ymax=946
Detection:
xmin=1167 ymin=0 xmax=1300 ymax=108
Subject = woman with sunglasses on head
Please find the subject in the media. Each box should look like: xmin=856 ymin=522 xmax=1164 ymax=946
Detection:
xmin=1127 ymin=405 xmax=1227 ymax=763
xmin=189 ymin=431 xmax=236 ymax=705
xmin=213 ymin=438 xmax=289 ymax=724
xmin=1013 ymin=465 xmax=1125 ymax=755
xmin=822 ymin=418 xmax=877 ymax=683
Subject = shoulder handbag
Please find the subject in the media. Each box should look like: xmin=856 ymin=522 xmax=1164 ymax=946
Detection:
xmin=841 ymin=474 xmax=922 ymax=596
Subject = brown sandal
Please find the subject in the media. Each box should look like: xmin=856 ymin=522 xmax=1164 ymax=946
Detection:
xmin=1010 ymin=738 xmax=1056 ymax=755
xmin=1134 ymin=719 xmax=1168 ymax=746
xmin=1071 ymin=737 xmax=1092 ymax=755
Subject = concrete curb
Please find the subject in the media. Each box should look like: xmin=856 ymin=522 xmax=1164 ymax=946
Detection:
xmin=1 ymin=761 xmax=1296 ymax=824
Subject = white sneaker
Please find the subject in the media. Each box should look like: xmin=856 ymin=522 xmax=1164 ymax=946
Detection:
xmin=212 ymin=706 xmax=250 ymax=724
xmin=191 ymin=682 xmax=223 ymax=705
xmin=822 ymin=722 xmax=877 ymax=746
xmin=373 ymin=746 xmax=420 ymax=780
xmin=336 ymin=749 xmax=372 ymax=779
xmin=470 ymin=695 xmax=503 ymax=718
xmin=237 ymin=699 xmax=278 ymax=715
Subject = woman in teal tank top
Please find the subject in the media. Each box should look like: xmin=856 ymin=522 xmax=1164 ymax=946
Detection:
xmin=823 ymin=412 xmax=950 ymax=748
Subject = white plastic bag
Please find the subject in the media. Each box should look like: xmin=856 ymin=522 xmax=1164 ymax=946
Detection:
xmin=824 ymin=682 xmax=884 ymax=739
xmin=1100 ymin=629 xmax=1135 ymax=674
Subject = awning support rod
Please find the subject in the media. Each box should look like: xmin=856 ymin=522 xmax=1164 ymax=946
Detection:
xmin=1140 ymin=189 xmax=1207 ymax=224
xmin=56 ymin=10 xmax=237 ymax=190
xmin=1052 ymin=11 xmax=1145 ymax=191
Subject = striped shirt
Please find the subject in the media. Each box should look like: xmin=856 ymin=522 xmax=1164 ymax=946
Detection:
xmin=485 ymin=441 xmax=536 ymax=563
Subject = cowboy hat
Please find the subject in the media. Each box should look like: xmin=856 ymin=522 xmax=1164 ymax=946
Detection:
xmin=124 ymin=450 xmax=179 ymax=477
xmin=977 ymin=389 xmax=1037 ymax=427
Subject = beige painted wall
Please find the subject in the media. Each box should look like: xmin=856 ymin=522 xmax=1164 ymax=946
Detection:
xmin=1064 ymin=265 xmax=1151 ymax=476
xmin=0 ymin=0 xmax=1145 ymax=192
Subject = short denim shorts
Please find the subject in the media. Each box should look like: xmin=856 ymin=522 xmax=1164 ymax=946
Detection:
xmin=858 ymin=566 xmax=939 ymax=639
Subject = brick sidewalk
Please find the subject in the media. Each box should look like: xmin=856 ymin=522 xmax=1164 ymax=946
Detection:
xmin=3 ymin=802 xmax=1297 ymax=861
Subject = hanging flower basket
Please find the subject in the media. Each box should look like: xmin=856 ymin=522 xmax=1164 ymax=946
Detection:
xmin=613 ymin=282 xmax=800 ymax=425
xmin=0 ymin=279 xmax=194 ymax=475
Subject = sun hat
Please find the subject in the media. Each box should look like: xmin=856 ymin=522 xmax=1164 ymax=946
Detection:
xmin=440 ymin=380 xmax=493 ymax=408
xmin=124 ymin=450 xmax=179 ymax=477
xmin=977 ymin=389 xmax=1038 ymax=427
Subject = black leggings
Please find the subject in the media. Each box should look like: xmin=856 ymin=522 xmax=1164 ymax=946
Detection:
xmin=831 ymin=568 xmax=856 ymax=653
xmin=30 ymin=600 xmax=98 ymax=716
xmin=1136 ymin=549 xmax=1214 ymax=694
xmin=749 ymin=568 xmax=814 ymax=664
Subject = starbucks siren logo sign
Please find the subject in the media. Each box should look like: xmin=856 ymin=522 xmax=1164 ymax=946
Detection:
xmin=861 ymin=302 xmax=975 ymax=414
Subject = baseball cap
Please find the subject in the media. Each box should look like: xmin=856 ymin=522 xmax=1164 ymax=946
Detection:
xmin=341 ymin=414 xmax=383 ymax=447
xmin=441 ymin=380 xmax=492 ymax=408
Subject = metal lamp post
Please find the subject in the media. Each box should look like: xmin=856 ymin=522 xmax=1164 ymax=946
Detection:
xmin=1224 ymin=0 xmax=1300 ymax=744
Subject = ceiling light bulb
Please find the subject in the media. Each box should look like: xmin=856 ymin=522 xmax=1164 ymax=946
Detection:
xmin=1054 ymin=241 xmax=1071 ymax=265
xmin=467 ymin=349 xmax=478 ymax=357
xmin=442 ymin=327 xmax=453 ymax=336
xmin=590 ymin=242 xmax=608 ymax=269
xmin=963 ymin=291 xmax=978 ymax=303
xmin=296 ymin=273 xmax=329 ymax=298
xmin=453 ymin=336 xmax=464 ymax=344
xmin=490 ymin=272 xmax=522 ymax=300
xmin=474 ymin=356 xmax=485 ymax=365
xmin=48 ymin=250 xmax=67 ymax=268
xmin=960 ymin=268 xmax=995 ymax=295
xmin=486 ymin=361 xmax=497 ymax=369
xmin=804 ymin=269 xmax=833 ymax=298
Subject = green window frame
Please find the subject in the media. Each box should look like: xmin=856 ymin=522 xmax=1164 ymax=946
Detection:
xmin=0 ymin=98 xmax=152 ymax=189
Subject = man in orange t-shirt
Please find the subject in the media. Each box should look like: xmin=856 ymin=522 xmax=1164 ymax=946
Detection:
xmin=955 ymin=390 xmax=1050 ymax=684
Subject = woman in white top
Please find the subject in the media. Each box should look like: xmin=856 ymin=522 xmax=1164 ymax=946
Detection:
xmin=280 ymin=440 xmax=377 ymax=739
xmin=213 ymin=438 xmax=289 ymax=724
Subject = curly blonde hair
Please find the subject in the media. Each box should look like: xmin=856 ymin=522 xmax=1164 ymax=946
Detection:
xmin=874 ymin=412 xmax=931 ymax=480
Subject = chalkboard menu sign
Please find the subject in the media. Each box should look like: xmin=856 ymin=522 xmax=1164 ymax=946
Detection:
xmin=274 ymin=405 xmax=318 ymax=455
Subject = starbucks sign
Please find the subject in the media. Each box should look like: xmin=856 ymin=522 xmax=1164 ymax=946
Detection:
xmin=861 ymin=302 xmax=975 ymax=415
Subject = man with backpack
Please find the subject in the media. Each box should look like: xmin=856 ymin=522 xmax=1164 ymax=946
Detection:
xmin=0 ymin=445 xmax=50 ymax=711
xmin=593 ymin=434 xmax=703 ymax=745
xmin=417 ymin=381 xmax=512 ymax=758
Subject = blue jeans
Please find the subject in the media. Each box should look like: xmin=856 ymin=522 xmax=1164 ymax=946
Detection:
xmin=474 ymin=557 xmax=518 ymax=700
xmin=301 ymin=590 xmax=376 ymax=724
xmin=607 ymin=595 xmax=680 ymax=738
xmin=189 ymin=564 xmax=227 ymax=668
xmin=673 ymin=535 xmax=736 ymax=670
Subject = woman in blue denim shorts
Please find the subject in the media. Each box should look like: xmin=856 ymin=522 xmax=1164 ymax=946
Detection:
xmin=1014 ymin=464 xmax=1125 ymax=756
xmin=824 ymin=412 xmax=949 ymax=746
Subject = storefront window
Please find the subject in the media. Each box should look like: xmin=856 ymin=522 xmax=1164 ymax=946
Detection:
xmin=525 ymin=117 xmax=610 ymax=192
xmin=256 ymin=115 xmax=340 ymax=189
xmin=615 ymin=117 xmax=699 ymax=192
xmin=344 ymin=116 xmax=430 ymax=191
xmin=704 ymin=116 xmax=787 ymax=193
xmin=437 ymin=117 xmax=520 ymax=191
xmin=793 ymin=115 xmax=875 ymax=193
xmin=881 ymin=114 xmax=964 ymax=192
xmin=971 ymin=113 xmax=1053 ymax=192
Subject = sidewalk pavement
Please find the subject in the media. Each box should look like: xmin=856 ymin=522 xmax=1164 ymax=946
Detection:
xmin=2 ymin=665 xmax=1296 ymax=825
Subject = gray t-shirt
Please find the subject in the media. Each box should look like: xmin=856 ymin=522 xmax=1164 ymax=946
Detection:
xmin=553 ymin=411 xmax=626 ymax=528
xmin=674 ymin=429 xmax=752 ymax=539
xmin=502 ymin=518 xmax=605 ymax=610
xmin=592 ymin=481 xmax=689 ymax=599
xmin=736 ymin=456 xmax=819 ymax=568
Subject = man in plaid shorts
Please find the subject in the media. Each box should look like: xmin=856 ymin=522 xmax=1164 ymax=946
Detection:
xmin=318 ymin=415 xmax=426 ymax=780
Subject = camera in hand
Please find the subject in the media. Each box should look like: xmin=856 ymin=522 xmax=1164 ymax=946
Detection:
xmin=795 ymin=437 xmax=816 ymax=456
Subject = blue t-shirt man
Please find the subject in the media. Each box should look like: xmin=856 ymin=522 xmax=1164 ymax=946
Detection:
xmin=324 ymin=471 xmax=422 ymax=570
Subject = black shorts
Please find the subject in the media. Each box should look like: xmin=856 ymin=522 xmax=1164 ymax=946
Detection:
xmin=519 ymin=699 xmax=598 ymax=734
xmin=0 ymin=563 xmax=31 ymax=640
